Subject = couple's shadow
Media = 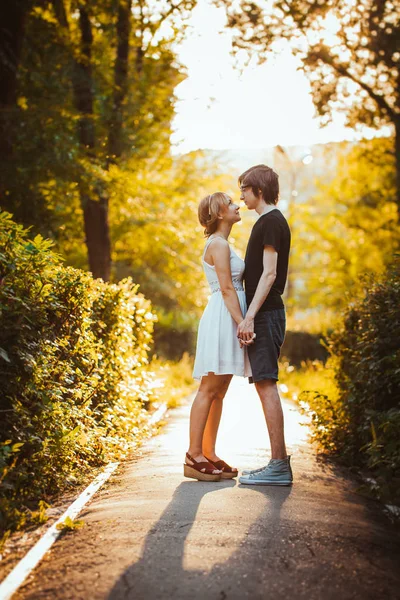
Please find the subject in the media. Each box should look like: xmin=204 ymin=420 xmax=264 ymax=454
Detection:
xmin=107 ymin=480 xmax=292 ymax=600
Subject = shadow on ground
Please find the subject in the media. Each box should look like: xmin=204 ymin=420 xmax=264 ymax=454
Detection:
xmin=107 ymin=480 xmax=291 ymax=599
xmin=107 ymin=478 xmax=399 ymax=600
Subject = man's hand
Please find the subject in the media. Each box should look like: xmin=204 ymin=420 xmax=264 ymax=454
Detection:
xmin=237 ymin=316 xmax=255 ymax=343
xmin=239 ymin=335 xmax=256 ymax=348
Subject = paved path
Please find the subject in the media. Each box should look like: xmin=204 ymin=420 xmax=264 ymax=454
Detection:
xmin=14 ymin=378 xmax=400 ymax=599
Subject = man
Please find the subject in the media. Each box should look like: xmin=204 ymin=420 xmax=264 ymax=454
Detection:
xmin=237 ymin=164 xmax=293 ymax=486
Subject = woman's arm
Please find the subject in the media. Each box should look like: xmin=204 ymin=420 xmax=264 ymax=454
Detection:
xmin=210 ymin=238 xmax=244 ymax=325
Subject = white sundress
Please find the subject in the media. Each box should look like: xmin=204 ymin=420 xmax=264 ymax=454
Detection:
xmin=192 ymin=236 xmax=252 ymax=380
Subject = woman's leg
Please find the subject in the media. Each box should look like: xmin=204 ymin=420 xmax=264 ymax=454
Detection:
xmin=187 ymin=373 xmax=232 ymax=467
xmin=202 ymin=376 xmax=232 ymax=461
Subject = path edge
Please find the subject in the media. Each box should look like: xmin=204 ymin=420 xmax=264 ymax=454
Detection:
xmin=0 ymin=403 xmax=169 ymax=600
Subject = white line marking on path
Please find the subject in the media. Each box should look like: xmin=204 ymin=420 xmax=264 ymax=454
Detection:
xmin=0 ymin=462 xmax=118 ymax=600
xmin=149 ymin=403 xmax=168 ymax=426
xmin=0 ymin=401 xmax=169 ymax=600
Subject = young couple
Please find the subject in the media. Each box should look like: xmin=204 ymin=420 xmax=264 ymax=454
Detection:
xmin=184 ymin=164 xmax=293 ymax=486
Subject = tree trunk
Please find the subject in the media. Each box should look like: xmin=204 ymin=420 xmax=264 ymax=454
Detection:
xmin=75 ymin=7 xmax=111 ymax=281
xmin=108 ymin=0 xmax=132 ymax=161
xmin=85 ymin=0 xmax=133 ymax=279
xmin=82 ymin=192 xmax=111 ymax=280
xmin=52 ymin=0 xmax=111 ymax=281
xmin=0 ymin=0 xmax=29 ymax=192
xmin=54 ymin=2 xmax=111 ymax=280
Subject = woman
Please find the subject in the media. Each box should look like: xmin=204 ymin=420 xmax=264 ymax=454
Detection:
xmin=184 ymin=191 xmax=253 ymax=482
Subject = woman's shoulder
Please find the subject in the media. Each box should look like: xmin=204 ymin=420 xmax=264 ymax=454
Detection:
xmin=204 ymin=237 xmax=230 ymax=265
xmin=207 ymin=236 xmax=230 ymax=250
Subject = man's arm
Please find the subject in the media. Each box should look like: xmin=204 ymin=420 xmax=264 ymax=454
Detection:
xmin=237 ymin=246 xmax=277 ymax=342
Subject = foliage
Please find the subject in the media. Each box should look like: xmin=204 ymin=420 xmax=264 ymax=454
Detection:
xmin=0 ymin=211 xmax=159 ymax=538
xmin=223 ymin=0 xmax=399 ymax=134
xmin=299 ymin=259 xmax=400 ymax=504
xmin=279 ymin=359 xmax=338 ymax=405
xmin=109 ymin=151 xmax=231 ymax=316
xmin=0 ymin=0 xmax=197 ymax=276
xmin=148 ymin=353 xmax=196 ymax=409
xmin=108 ymin=151 xmax=237 ymax=356
xmin=292 ymin=138 xmax=399 ymax=312
xmin=0 ymin=0 xmax=241 ymax=351
xmin=281 ymin=332 xmax=329 ymax=367
xmin=56 ymin=517 xmax=85 ymax=532
xmin=223 ymin=0 xmax=400 ymax=220
xmin=153 ymin=311 xmax=198 ymax=360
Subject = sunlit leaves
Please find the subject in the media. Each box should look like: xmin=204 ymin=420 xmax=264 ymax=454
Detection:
xmin=301 ymin=258 xmax=400 ymax=503
xmin=108 ymin=150 xmax=232 ymax=316
xmin=223 ymin=0 xmax=400 ymax=130
xmin=291 ymin=138 xmax=399 ymax=311
xmin=0 ymin=212 xmax=158 ymax=536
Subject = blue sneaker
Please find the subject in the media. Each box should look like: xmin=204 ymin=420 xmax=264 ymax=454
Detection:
xmin=239 ymin=456 xmax=293 ymax=486
xmin=241 ymin=465 xmax=268 ymax=476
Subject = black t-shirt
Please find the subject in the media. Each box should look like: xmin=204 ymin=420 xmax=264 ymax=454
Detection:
xmin=244 ymin=209 xmax=291 ymax=312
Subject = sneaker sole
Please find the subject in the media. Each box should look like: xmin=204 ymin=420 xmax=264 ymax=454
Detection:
xmin=239 ymin=478 xmax=293 ymax=486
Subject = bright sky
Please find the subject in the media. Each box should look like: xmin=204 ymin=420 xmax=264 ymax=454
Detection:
xmin=170 ymin=0 xmax=380 ymax=153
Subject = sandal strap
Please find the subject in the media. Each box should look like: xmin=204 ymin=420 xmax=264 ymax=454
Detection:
xmin=185 ymin=452 xmax=219 ymax=474
xmin=206 ymin=457 xmax=238 ymax=473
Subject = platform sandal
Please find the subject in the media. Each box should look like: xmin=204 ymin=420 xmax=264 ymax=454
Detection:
xmin=184 ymin=452 xmax=222 ymax=482
xmin=205 ymin=457 xmax=238 ymax=479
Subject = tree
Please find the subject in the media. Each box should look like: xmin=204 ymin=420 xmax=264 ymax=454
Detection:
xmin=51 ymin=0 xmax=196 ymax=280
xmin=0 ymin=0 xmax=30 ymax=168
xmin=291 ymin=138 xmax=399 ymax=312
xmin=51 ymin=0 xmax=111 ymax=280
xmin=1 ymin=0 xmax=196 ymax=280
xmin=222 ymin=0 xmax=400 ymax=218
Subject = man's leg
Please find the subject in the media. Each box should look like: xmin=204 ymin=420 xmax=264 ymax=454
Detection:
xmin=239 ymin=379 xmax=292 ymax=484
xmin=255 ymin=379 xmax=287 ymax=460
xmin=239 ymin=380 xmax=292 ymax=484
xmin=240 ymin=309 xmax=292 ymax=484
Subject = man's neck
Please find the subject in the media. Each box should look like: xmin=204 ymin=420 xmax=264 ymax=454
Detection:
xmin=256 ymin=202 xmax=277 ymax=216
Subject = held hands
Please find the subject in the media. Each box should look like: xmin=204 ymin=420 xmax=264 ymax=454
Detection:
xmin=237 ymin=316 xmax=256 ymax=347
xmin=239 ymin=334 xmax=256 ymax=348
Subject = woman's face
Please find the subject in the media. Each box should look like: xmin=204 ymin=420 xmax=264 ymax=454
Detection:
xmin=220 ymin=196 xmax=241 ymax=224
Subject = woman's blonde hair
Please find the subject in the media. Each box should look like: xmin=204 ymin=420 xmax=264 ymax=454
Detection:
xmin=198 ymin=192 xmax=230 ymax=237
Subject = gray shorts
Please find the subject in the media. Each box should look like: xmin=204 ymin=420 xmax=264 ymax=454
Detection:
xmin=247 ymin=308 xmax=286 ymax=384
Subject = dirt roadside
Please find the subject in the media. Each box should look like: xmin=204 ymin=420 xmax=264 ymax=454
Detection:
xmin=9 ymin=377 xmax=400 ymax=600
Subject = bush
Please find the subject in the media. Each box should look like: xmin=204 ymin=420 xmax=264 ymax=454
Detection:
xmin=301 ymin=258 xmax=400 ymax=504
xmin=0 ymin=212 xmax=158 ymax=537
xmin=149 ymin=353 xmax=196 ymax=408
xmin=152 ymin=310 xmax=197 ymax=360
xmin=281 ymin=331 xmax=329 ymax=366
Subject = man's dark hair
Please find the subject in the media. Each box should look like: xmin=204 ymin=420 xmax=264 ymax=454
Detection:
xmin=239 ymin=164 xmax=279 ymax=205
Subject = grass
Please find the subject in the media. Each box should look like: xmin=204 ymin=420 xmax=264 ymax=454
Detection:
xmin=279 ymin=359 xmax=338 ymax=407
xmin=147 ymin=352 xmax=197 ymax=409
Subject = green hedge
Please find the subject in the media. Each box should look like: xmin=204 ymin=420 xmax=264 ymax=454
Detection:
xmin=153 ymin=310 xmax=197 ymax=360
xmin=281 ymin=331 xmax=329 ymax=366
xmin=301 ymin=258 xmax=400 ymax=504
xmin=0 ymin=212 xmax=157 ymax=538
